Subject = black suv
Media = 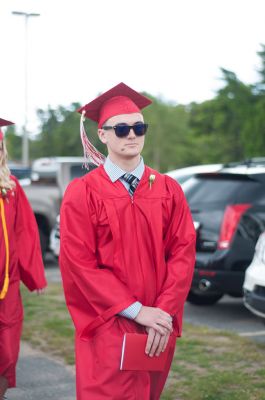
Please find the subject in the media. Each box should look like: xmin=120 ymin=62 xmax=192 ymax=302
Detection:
xmin=183 ymin=161 xmax=265 ymax=305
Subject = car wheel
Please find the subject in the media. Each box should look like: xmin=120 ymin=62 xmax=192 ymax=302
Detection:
xmin=187 ymin=290 xmax=223 ymax=306
xmin=39 ymin=228 xmax=48 ymax=259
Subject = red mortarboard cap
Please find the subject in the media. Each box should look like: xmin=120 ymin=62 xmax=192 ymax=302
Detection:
xmin=0 ymin=118 xmax=14 ymax=140
xmin=0 ymin=118 xmax=14 ymax=128
xmin=77 ymin=82 xmax=152 ymax=128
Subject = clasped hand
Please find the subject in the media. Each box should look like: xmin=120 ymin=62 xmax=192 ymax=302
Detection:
xmin=134 ymin=306 xmax=172 ymax=357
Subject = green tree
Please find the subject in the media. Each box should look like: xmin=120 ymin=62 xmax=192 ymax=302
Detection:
xmin=31 ymin=97 xmax=193 ymax=172
xmin=5 ymin=125 xmax=22 ymax=162
xmin=142 ymin=96 xmax=192 ymax=172
xmin=189 ymin=68 xmax=255 ymax=162
xmin=30 ymin=103 xmax=106 ymax=160
xmin=10 ymin=44 xmax=265 ymax=170
xmin=256 ymin=43 xmax=265 ymax=91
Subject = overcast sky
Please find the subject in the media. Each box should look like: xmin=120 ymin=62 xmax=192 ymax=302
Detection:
xmin=1 ymin=0 xmax=265 ymax=132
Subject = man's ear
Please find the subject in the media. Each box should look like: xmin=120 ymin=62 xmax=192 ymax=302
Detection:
xmin=98 ymin=129 xmax=107 ymax=144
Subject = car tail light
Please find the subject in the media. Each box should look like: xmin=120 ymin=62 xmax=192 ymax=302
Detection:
xmin=218 ymin=204 xmax=251 ymax=250
xmin=198 ymin=270 xmax=217 ymax=277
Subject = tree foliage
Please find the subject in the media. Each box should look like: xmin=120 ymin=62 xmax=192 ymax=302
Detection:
xmin=5 ymin=125 xmax=22 ymax=161
xmin=7 ymin=45 xmax=265 ymax=172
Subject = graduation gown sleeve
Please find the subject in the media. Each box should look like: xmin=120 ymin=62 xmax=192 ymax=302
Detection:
xmin=154 ymin=177 xmax=196 ymax=335
xmin=14 ymin=177 xmax=47 ymax=291
xmin=59 ymin=178 xmax=137 ymax=339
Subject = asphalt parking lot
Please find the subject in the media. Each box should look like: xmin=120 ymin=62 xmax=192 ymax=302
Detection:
xmin=7 ymin=342 xmax=75 ymax=400
xmin=185 ymin=296 xmax=265 ymax=344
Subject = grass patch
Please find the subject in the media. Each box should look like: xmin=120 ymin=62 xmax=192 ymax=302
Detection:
xmin=21 ymin=283 xmax=265 ymax=399
xmin=163 ymin=325 xmax=265 ymax=399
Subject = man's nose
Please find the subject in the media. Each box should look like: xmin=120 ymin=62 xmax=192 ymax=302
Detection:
xmin=127 ymin=127 xmax=136 ymax=138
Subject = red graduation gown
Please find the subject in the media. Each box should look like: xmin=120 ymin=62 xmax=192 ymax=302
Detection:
xmin=0 ymin=177 xmax=47 ymax=387
xmin=60 ymin=165 xmax=196 ymax=400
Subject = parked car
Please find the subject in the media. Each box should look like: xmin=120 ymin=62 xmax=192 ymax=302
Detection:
xmin=8 ymin=163 xmax=31 ymax=186
xmin=166 ymin=158 xmax=265 ymax=186
xmin=184 ymin=163 xmax=265 ymax=305
xmin=49 ymin=161 xmax=97 ymax=258
xmin=50 ymin=215 xmax=60 ymax=258
xmin=165 ymin=164 xmax=223 ymax=185
xmin=23 ymin=157 xmax=97 ymax=256
xmin=243 ymin=231 xmax=265 ymax=319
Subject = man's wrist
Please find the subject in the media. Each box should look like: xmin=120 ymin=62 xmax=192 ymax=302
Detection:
xmin=118 ymin=301 xmax=142 ymax=320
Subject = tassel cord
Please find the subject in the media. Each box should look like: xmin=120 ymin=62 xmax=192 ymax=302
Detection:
xmin=80 ymin=112 xmax=106 ymax=168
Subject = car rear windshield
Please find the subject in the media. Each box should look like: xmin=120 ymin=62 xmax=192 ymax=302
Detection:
xmin=70 ymin=163 xmax=97 ymax=180
xmin=184 ymin=174 xmax=265 ymax=206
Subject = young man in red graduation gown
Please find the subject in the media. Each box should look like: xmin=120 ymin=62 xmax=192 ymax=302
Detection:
xmin=59 ymin=83 xmax=196 ymax=400
xmin=0 ymin=118 xmax=47 ymax=400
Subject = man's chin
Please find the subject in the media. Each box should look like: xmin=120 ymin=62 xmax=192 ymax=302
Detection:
xmin=121 ymin=150 xmax=141 ymax=158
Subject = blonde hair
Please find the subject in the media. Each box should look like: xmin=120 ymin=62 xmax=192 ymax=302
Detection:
xmin=0 ymin=139 xmax=16 ymax=190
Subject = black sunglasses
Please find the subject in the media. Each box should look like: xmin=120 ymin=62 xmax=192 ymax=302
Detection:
xmin=102 ymin=122 xmax=148 ymax=138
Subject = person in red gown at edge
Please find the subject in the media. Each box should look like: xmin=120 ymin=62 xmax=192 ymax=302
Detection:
xmin=59 ymin=83 xmax=196 ymax=400
xmin=0 ymin=117 xmax=47 ymax=400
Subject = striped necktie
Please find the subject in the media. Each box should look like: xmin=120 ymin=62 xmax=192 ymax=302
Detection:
xmin=122 ymin=173 xmax=140 ymax=196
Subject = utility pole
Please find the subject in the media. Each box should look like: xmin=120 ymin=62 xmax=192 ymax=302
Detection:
xmin=12 ymin=11 xmax=40 ymax=166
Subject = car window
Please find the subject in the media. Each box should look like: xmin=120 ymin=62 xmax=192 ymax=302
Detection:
xmin=185 ymin=175 xmax=265 ymax=206
xmin=10 ymin=167 xmax=31 ymax=180
xmin=175 ymin=174 xmax=192 ymax=184
xmin=236 ymin=181 xmax=265 ymax=204
xmin=70 ymin=164 xmax=97 ymax=180
xmin=184 ymin=177 xmax=244 ymax=205
xmin=70 ymin=165 xmax=87 ymax=180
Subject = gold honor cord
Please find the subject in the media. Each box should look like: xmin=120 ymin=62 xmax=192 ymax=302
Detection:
xmin=0 ymin=198 xmax=9 ymax=299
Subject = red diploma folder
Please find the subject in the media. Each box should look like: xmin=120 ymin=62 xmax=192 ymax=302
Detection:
xmin=120 ymin=333 xmax=171 ymax=371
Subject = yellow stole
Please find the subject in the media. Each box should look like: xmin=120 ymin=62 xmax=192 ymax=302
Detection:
xmin=0 ymin=197 xmax=9 ymax=299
